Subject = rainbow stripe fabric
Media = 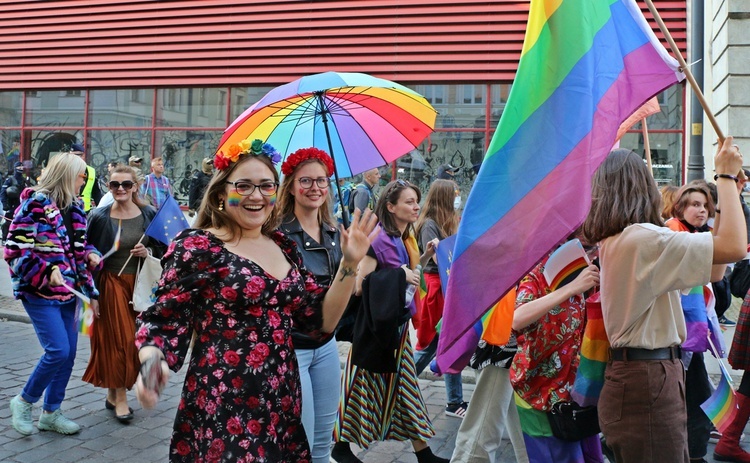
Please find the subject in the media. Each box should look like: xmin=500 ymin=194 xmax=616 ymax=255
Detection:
xmin=571 ymin=293 xmax=608 ymax=407
xmin=436 ymin=0 xmax=684 ymax=372
xmin=77 ymin=301 xmax=94 ymax=337
xmin=701 ymin=363 xmax=739 ymax=433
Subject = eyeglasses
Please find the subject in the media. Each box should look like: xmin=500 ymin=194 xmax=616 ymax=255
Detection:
xmin=225 ymin=180 xmax=278 ymax=196
xmin=297 ymin=177 xmax=330 ymax=189
xmin=109 ymin=180 xmax=135 ymax=190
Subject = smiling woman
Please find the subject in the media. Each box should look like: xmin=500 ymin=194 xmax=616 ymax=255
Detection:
xmin=133 ymin=140 xmax=378 ymax=463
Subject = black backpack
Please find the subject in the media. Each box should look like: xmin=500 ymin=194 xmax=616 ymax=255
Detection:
xmin=5 ymin=176 xmax=20 ymax=200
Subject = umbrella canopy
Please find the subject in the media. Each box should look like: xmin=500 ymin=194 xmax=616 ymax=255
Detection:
xmin=217 ymin=72 xmax=437 ymax=178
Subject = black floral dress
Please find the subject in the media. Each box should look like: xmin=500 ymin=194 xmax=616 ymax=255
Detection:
xmin=136 ymin=229 xmax=326 ymax=463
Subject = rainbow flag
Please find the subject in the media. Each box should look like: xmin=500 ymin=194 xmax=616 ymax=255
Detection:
xmin=77 ymin=300 xmax=94 ymax=337
xmin=571 ymin=292 xmax=609 ymax=407
xmin=436 ymin=0 xmax=684 ymax=372
xmin=542 ymin=239 xmax=589 ymax=291
xmin=701 ymin=362 xmax=738 ymax=433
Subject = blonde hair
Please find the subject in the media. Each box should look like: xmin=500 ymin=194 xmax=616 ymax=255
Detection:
xmin=193 ymin=155 xmax=280 ymax=242
xmin=110 ymin=165 xmax=147 ymax=208
xmin=416 ymin=179 xmax=458 ymax=239
xmin=277 ymin=159 xmax=335 ymax=228
xmin=34 ymin=153 xmax=87 ymax=209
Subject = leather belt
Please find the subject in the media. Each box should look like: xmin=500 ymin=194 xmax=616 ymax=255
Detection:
xmin=609 ymin=346 xmax=682 ymax=362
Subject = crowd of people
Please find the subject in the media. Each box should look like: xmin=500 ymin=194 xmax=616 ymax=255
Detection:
xmin=5 ymin=136 xmax=750 ymax=463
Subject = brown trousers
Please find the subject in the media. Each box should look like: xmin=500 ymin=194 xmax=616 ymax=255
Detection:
xmin=599 ymin=358 xmax=689 ymax=463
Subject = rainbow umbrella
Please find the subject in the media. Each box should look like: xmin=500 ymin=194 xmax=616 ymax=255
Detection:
xmin=217 ymin=71 xmax=437 ymax=223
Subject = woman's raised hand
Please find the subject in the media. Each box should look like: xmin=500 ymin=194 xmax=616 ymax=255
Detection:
xmin=715 ymin=136 xmax=743 ymax=176
xmin=340 ymin=208 xmax=379 ymax=265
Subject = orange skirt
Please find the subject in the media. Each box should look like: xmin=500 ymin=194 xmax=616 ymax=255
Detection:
xmin=82 ymin=269 xmax=140 ymax=389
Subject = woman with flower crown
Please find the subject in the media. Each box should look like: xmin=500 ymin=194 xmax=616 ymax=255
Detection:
xmin=133 ymin=139 xmax=379 ymax=463
xmin=276 ymin=147 xmax=343 ymax=463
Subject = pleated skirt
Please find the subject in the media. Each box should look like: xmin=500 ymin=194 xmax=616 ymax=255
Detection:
xmin=82 ymin=269 xmax=140 ymax=389
xmin=335 ymin=326 xmax=434 ymax=449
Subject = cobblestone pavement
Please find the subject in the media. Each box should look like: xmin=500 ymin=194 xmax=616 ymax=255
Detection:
xmin=0 ymin=257 xmax=745 ymax=462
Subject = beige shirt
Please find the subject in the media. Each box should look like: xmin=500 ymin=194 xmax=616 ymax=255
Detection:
xmin=599 ymin=223 xmax=713 ymax=349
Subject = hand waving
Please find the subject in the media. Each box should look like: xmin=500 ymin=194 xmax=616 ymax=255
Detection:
xmin=340 ymin=208 xmax=379 ymax=264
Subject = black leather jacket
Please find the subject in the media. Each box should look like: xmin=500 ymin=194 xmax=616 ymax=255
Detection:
xmin=87 ymin=203 xmax=164 ymax=259
xmin=279 ymin=214 xmax=342 ymax=349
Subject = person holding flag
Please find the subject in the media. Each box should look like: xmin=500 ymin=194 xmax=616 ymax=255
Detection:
xmin=133 ymin=138 xmax=378 ymax=462
xmin=5 ymin=153 xmax=101 ymax=436
xmin=84 ymin=165 xmax=163 ymax=424
xmin=582 ymin=139 xmax=747 ymax=463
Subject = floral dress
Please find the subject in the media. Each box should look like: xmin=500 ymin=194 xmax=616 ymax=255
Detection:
xmin=135 ymin=229 xmax=326 ymax=463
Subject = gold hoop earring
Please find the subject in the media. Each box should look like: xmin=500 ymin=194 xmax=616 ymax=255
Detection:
xmin=218 ymin=199 xmax=224 ymax=211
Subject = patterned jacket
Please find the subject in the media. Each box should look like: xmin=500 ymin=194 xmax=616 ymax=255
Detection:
xmin=3 ymin=188 xmax=100 ymax=303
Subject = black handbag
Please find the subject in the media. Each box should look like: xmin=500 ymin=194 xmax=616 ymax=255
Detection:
xmin=547 ymin=401 xmax=600 ymax=442
xmin=730 ymin=260 xmax=750 ymax=299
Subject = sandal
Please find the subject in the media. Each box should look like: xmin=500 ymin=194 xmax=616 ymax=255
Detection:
xmin=445 ymin=401 xmax=468 ymax=418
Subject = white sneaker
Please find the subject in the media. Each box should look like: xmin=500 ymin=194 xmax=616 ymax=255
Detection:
xmin=10 ymin=395 xmax=33 ymax=436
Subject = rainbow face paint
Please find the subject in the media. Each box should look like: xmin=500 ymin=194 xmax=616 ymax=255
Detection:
xmin=227 ymin=191 xmax=242 ymax=207
xmin=268 ymin=193 xmax=277 ymax=207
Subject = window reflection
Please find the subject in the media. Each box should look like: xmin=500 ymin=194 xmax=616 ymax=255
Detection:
xmin=156 ymin=88 xmax=227 ymax=128
xmin=155 ymin=130 xmax=222 ymax=205
xmin=25 ymin=91 xmax=86 ymax=127
xmin=89 ymin=89 xmax=154 ymax=127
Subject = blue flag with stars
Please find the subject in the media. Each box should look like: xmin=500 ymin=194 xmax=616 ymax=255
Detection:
xmin=145 ymin=195 xmax=190 ymax=245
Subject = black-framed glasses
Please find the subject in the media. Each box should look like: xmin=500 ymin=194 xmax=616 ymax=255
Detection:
xmin=109 ymin=180 xmax=135 ymax=190
xmin=225 ymin=180 xmax=278 ymax=196
xmin=297 ymin=177 xmax=330 ymax=189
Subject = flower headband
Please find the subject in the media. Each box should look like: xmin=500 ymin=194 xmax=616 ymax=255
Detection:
xmin=214 ymin=139 xmax=282 ymax=171
xmin=281 ymin=147 xmax=334 ymax=177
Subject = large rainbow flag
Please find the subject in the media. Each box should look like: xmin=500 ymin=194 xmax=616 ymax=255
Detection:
xmin=436 ymin=0 xmax=684 ymax=372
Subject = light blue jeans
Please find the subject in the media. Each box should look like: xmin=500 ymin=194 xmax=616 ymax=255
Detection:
xmin=297 ymin=337 xmax=341 ymax=463
xmin=413 ymin=335 xmax=464 ymax=405
xmin=21 ymin=297 xmax=78 ymax=412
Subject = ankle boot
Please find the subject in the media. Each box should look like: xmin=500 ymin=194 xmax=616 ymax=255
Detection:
xmin=715 ymin=392 xmax=750 ymax=462
xmin=415 ymin=446 xmax=449 ymax=463
xmin=331 ymin=441 xmax=363 ymax=463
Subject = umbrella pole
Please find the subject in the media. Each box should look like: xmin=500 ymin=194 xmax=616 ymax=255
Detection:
xmin=316 ymin=91 xmax=350 ymax=228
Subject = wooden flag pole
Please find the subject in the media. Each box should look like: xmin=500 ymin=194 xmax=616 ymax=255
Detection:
xmin=642 ymin=117 xmax=653 ymax=175
xmin=117 ymin=233 xmax=145 ymax=276
xmin=642 ymin=0 xmax=724 ymax=141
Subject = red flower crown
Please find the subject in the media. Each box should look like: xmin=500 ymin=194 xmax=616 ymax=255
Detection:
xmin=281 ymin=147 xmax=334 ymax=177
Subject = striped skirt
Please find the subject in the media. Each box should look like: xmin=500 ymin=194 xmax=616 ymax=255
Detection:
xmin=335 ymin=326 xmax=434 ymax=449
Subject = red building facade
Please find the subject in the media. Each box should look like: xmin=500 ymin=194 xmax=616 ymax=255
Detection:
xmin=0 ymin=0 xmax=687 ymax=204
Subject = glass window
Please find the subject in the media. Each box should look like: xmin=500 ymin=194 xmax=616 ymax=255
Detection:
xmin=0 ymin=130 xmax=22 ymax=174
xmin=155 ymin=130 xmax=223 ymax=205
xmin=0 ymin=92 xmax=23 ymax=126
xmin=410 ymin=84 xmax=488 ymax=130
xmin=156 ymin=88 xmax=226 ymax=128
xmin=25 ymin=91 xmax=86 ymax=127
xmin=28 ymin=130 xmax=82 ymax=172
xmin=89 ymin=89 xmax=154 ymax=127
xmin=396 ymin=132 xmax=480 ymax=202
xmin=230 ymin=86 xmax=275 ymax=121
xmin=87 ymin=129 xmax=153 ymax=181
xmin=620 ymin=131 xmax=682 ymax=186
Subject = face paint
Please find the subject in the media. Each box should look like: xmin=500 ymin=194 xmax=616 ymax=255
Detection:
xmin=268 ymin=193 xmax=277 ymax=207
xmin=227 ymin=191 xmax=242 ymax=207
xmin=298 ymin=188 xmax=308 ymax=195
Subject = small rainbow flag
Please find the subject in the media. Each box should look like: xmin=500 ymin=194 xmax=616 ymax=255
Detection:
xmin=77 ymin=300 xmax=94 ymax=336
xmin=701 ymin=361 xmax=738 ymax=433
xmin=542 ymin=239 xmax=589 ymax=291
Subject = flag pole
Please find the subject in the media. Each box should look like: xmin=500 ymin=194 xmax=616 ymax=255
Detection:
xmin=642 ymin=117 xmax=653 ymax=176
xmin=643 ymin=0 xmax=724 ymax=141
xmin=118 ymin=234 xmax=145 ymax=277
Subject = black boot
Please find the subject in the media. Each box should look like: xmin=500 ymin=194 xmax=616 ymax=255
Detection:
xmin=331 ymin=441 xmax=363 ymax=463
xmin=415 ymin=447 xmax=449 ymax=463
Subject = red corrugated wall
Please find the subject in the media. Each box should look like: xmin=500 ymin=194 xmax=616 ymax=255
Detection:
xmin=0 ymin=0 xmax=687 ymax=89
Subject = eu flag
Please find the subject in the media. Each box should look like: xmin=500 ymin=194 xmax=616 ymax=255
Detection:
xmin=145 ymin=195 xmax=190 ymax=245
